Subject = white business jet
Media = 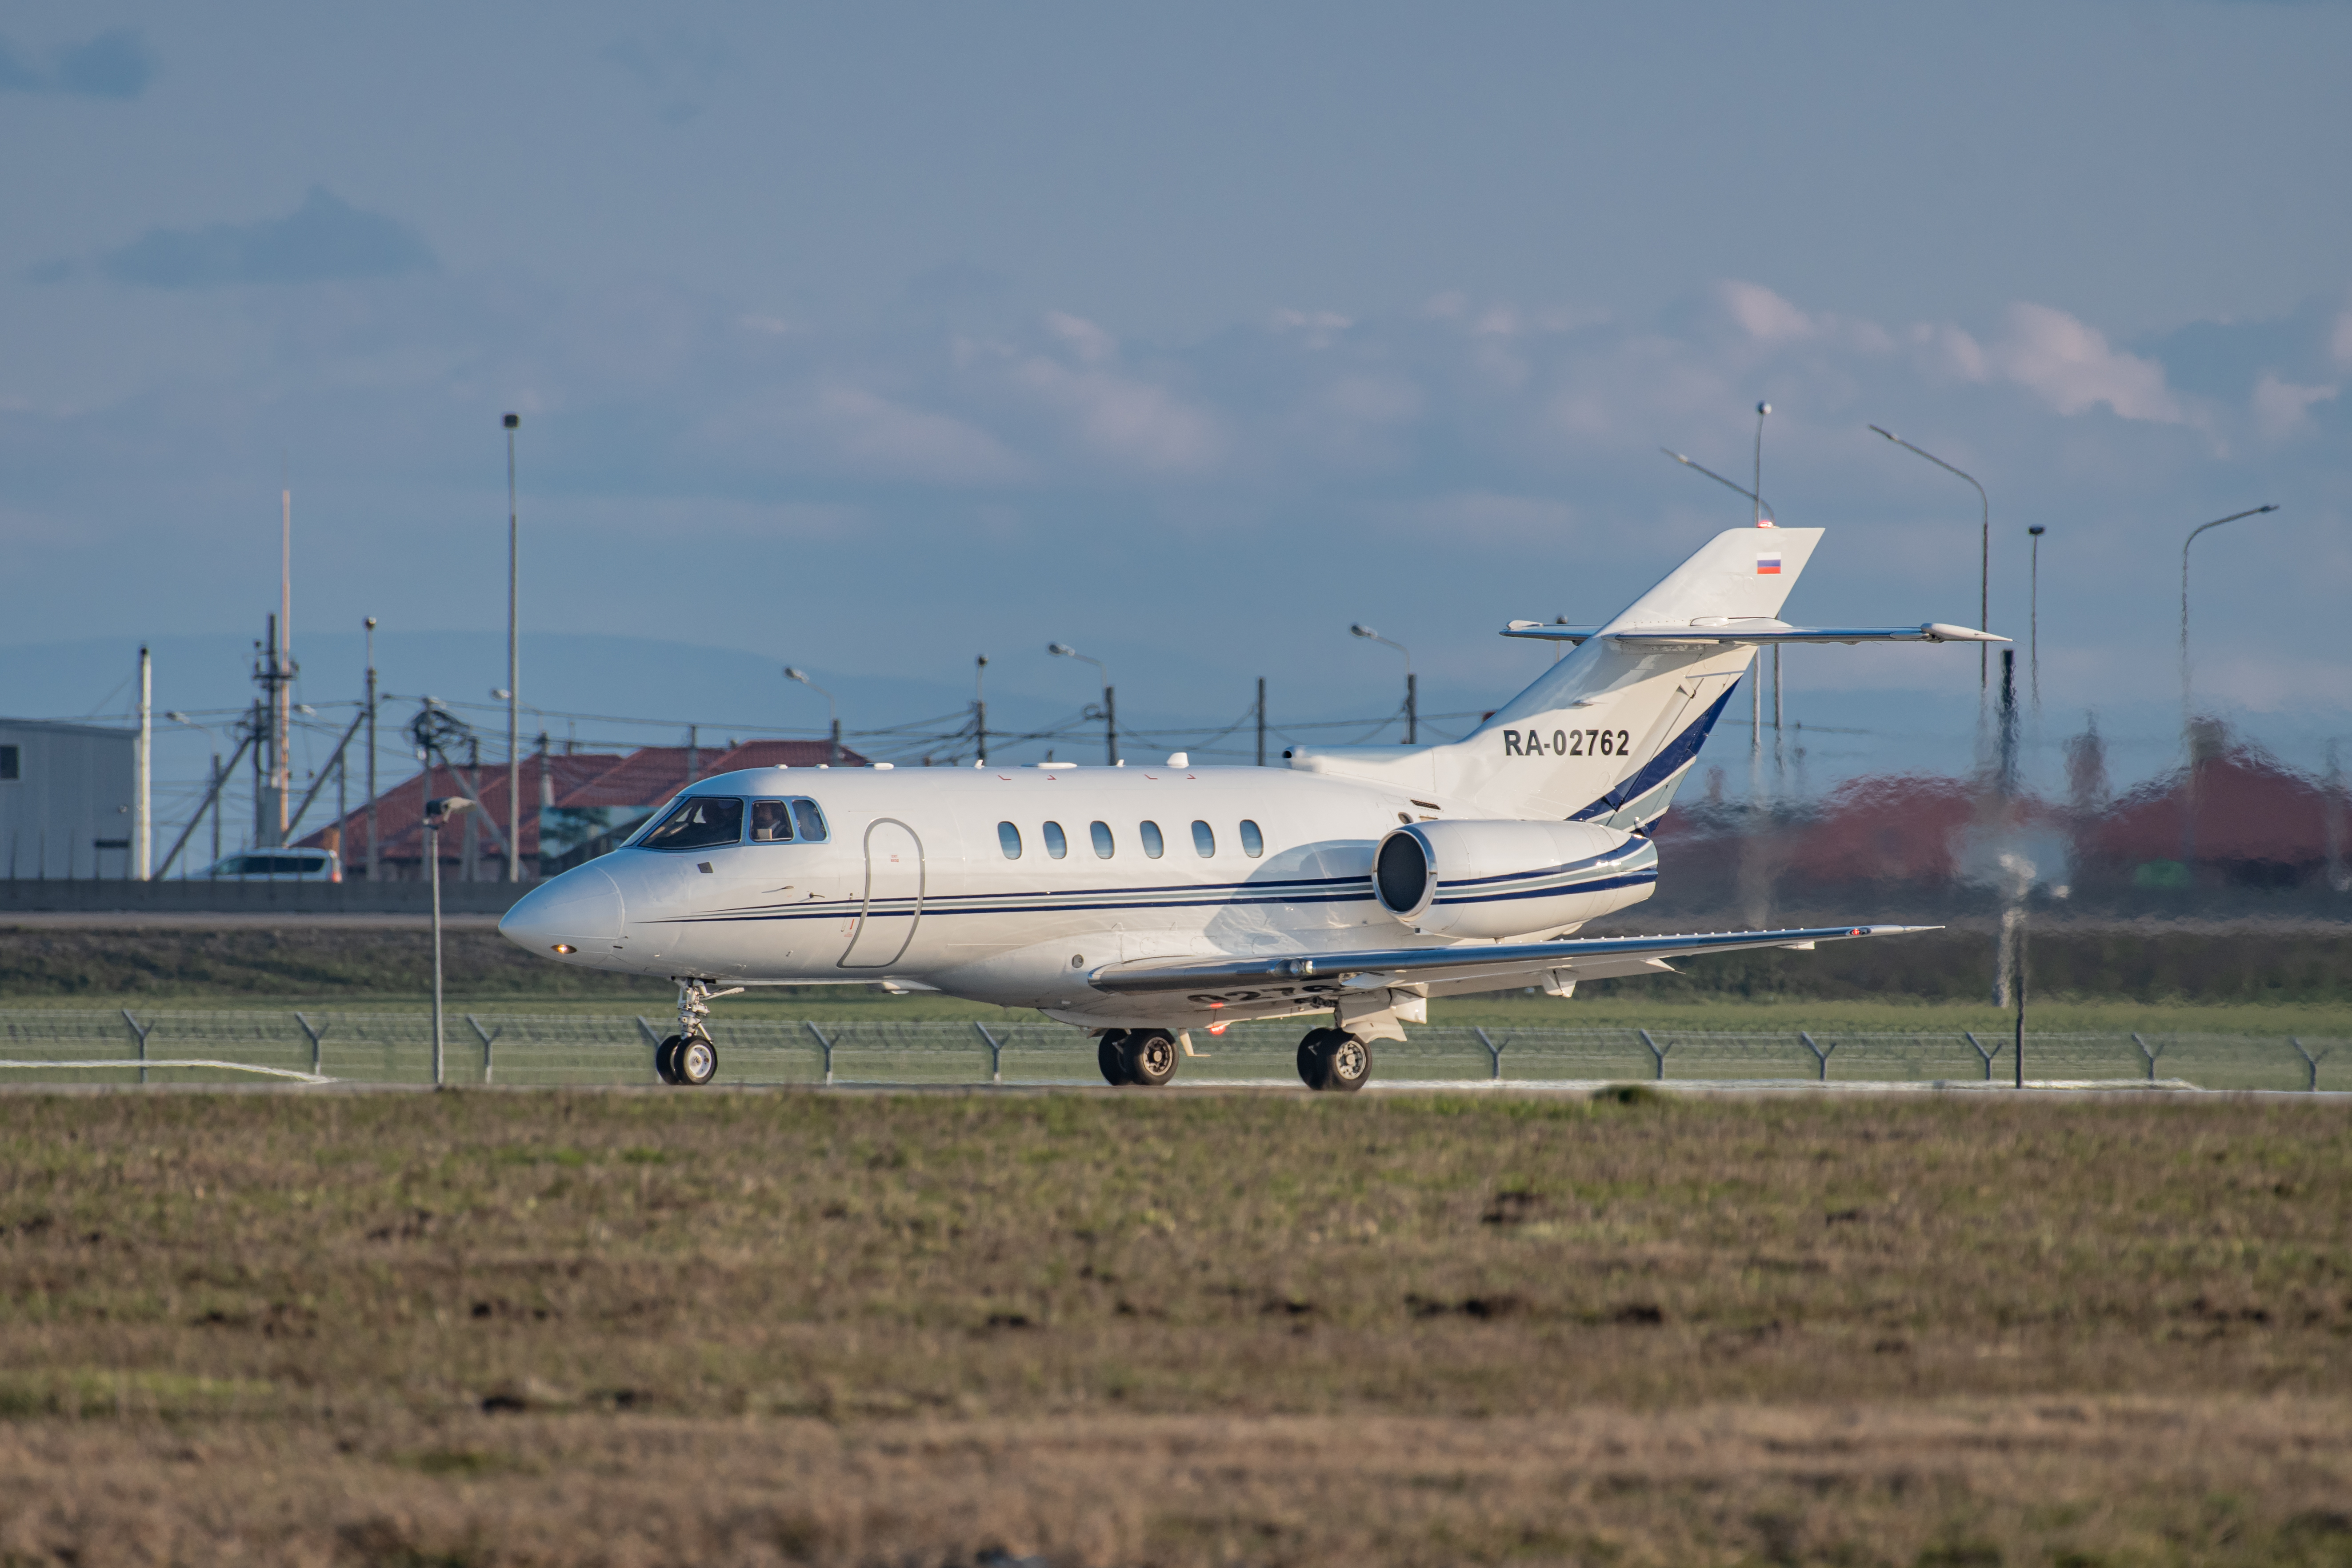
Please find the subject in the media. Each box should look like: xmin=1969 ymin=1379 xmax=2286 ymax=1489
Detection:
xmin=500 ymin=525 xmax=2002 ymax=1089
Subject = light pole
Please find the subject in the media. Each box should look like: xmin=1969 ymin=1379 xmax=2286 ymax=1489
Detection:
xmin=503 ymin=413 xmax=521 ymax=884
xmin=1350 ymin=624 xmax=1415 ymax=744
xmin=424 ymin=795 xmax=473 ymax=1086
xmin=1663 ymin=446 xmax=1777 ymax=758
xmin=364 ymin=617 xmax=380 ymax=883
xmin=784 ymin=667 xmax=841 ymax=764
xmin=2026 ymin=527 xmax=2045 ymax=715
xmin=1047 ymin=644 xmax=1118 ymax=764
xmin=1869 ymin=425 xmax=1991 ymax=705
xmin=2180 ymin=504 xmax=2279 ymax=731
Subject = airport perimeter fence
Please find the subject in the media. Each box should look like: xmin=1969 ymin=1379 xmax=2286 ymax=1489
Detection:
xmin=0 ymin=1009 xmax=2344 ymax=1092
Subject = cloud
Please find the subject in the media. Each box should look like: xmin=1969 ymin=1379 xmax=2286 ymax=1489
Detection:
xmin=56 ymin=188 xmax=436 ymax=289
xmin=2251 ymin=371 xmax=2339 ymax=442
xmin=1979 ymin=302 xmax=2189 ymax=424
xmin=0 ymin=28 xmax=154 ymax=99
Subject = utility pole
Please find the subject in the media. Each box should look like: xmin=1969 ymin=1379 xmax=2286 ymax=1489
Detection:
xmin=1754 ymin=403 xmax=1781 ymax=761
xmin=135 ymin=646 xmax=151 ymax=880
xmin=364 ymin=618 xmax=380 ymax=882
xmin=1256 ymin=677 xmax=1267 ymax=767
xmin=504 ymin=412 xmax=521 ymax=883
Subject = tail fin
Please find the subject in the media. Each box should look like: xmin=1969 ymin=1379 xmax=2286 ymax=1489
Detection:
xmin=1289 ymin=527 xmax=1820 ymax=825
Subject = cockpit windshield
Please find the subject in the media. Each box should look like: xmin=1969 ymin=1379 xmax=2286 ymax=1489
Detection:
xmin=639 ymin=796 xmax=744 ymax=851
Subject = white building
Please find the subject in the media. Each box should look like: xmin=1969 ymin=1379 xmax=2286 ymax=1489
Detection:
xmin=0 ymin=719 xmax=136 ymax=880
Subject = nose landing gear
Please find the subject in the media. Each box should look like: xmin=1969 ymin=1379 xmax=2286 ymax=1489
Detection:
xmin=1296 ymin=1027 xmax=1372 ymax=1092
xmin=656 ymin=978 xmax=741 ymax=1088
xmin=1096 ymin=1028 xmax=1180 ymax=1087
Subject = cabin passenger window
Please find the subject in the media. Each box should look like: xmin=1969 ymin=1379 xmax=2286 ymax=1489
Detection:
xmin=748 ymin=800 xmax=796 ymax=842
xmin=1090 ymin=821 xmax=1115 ymax=859
xmin=1139 ymin=820 xmax=1164 ymax=858
xmin=1043 ymin=821 xmax=1068 ymax=859
xmin=998 ymin=821 xmax=1023 ymax=859
xmin=790 ymin=799 xmax=829 ymax=842
xmin=1240 ymin=819 xmax=1264 ymax=858
xmin=640 ymin=796 xmax=744 ymax=851
xmin=1191 ymin=820 xmax=1216 ymax=858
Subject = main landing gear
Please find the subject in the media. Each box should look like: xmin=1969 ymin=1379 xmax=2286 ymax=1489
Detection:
xmin=655 ymin=977 xmax=741 ymax=1087
xmin=1296 ymin=1027 xmax=1372 ymax=1093
xmin=1097 ymin=1028 xmax=1180 ymax=1087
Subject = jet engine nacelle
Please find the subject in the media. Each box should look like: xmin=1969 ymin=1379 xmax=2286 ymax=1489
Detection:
xmin=1371 ymin=819 xmax=1658 ymax=940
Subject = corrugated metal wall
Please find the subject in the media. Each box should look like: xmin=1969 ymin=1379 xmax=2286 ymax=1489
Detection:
xmin=0 ymin=721 xmax=136 ymax=879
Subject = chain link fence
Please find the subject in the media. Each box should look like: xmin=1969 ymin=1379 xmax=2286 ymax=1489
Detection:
xmin=0 ymin=1009 xmax=2343 ymax=1091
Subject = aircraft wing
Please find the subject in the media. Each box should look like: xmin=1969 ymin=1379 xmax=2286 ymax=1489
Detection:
xmin=1089 ymin=924 xmax=1937 ymax=996
xmin=1503 ymin=620 xmax=2004 ymax=646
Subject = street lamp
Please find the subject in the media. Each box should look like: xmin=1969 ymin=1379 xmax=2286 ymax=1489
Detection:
xmin=2027 ymin=526 xmax=2045 ymax=714
xmin=2180 ymin=504 xmax=2279 ymax=730
xmin=423 ymin=795 xmax=474 ymax=1086
xmin=167 ymin=712 xmax=227 ymax=873
xmin=1350 ymin=624 xmax=1415 ymax=744
xmin=783 ymin=667 xmax=841 ymax=764
xmin=1869 ymin=425 xmax=1992 ymax=704
xmin=1662 ymin=445 xmax=1777 ymax=757
xmin=503 ymin=413 xmax=521 ymax=884
xmin=1048 ymin=644 xmax=1118 ymax=764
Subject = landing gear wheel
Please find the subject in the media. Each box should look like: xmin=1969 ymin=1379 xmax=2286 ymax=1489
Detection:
xmin=676 ymin=1035 xmax=718 ymax=1086
xmin=1296 ymin=1027 xmax=1338 ymax=1090
xmin=655 ymin=1035 xmax=685 ymax=1084
xmin=1124 ymin=1028 xmax=1179 ymax=1088
xmin=1297 ymin=1028 xmax=1372 ymax=1092
xmin=1097 ymin=1030 xmax=1135 ymax=1087
xmin=1325 ymin=1033 xmax=1372 ymax=1093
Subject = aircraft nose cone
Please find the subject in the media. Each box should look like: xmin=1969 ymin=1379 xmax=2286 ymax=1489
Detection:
xmin=499 ymin=866 xmax=626 ymax=952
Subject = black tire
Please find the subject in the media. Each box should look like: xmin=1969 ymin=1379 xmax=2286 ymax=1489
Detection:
xmin=1124 ymin=1028 xmax=1179 ymax=1087
xmin=676 ymin=1035 xmax=718 ymax=1086
xmin=1296 ymin=1027 xmax=1337 ymax=1091
xmin=1097 ymin=1030 xmax=1134 ymax=1087
xmin=655 ymin=1035 xmax=684 ymax=1085
xmin=1325 ymin=1032 xmax=1372 ymax=1093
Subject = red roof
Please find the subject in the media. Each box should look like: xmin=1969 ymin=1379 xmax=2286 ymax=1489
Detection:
xmin=300 ymin=739 xmax=865 ymax=865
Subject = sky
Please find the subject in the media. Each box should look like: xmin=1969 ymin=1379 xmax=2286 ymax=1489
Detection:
xmin=4 ymin=0 xmax=2350 ymax=812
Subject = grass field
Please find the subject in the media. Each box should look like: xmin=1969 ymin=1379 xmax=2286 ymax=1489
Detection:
xmin=1 ymin=1089 xmax=2347 ymax=1564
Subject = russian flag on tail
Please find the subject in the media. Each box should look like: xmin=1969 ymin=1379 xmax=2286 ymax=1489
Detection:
xmin=1756 ymin=550 xmax=1782 ymax=575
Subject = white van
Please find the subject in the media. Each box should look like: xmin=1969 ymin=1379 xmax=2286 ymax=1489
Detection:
xmin=190 ymin=850 xmax=342 ymax=882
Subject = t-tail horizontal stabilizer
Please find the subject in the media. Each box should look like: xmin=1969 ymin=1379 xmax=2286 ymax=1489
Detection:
xmin=1504 ymin=621 xmax=2008 ymax=646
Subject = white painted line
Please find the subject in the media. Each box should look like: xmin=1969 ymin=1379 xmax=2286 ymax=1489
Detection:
xmin=0 ymin=1059 xmax=335 ymax=1084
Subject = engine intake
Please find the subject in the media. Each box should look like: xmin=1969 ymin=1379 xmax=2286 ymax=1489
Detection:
xmin=1372 ymin=818 xmax=1657 ymax=940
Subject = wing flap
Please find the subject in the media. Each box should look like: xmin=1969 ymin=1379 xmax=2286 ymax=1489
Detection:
xmin=1088 ymin=924 xmax=1938 ymax=995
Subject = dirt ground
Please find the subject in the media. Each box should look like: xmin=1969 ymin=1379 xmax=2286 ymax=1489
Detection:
xmin=0 ymin=1089 xmax=2346 ymax=1564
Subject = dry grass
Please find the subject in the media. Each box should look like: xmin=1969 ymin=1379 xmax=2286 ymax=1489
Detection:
xmin=1 ymin=1089 xmax=2348 ymax=1564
